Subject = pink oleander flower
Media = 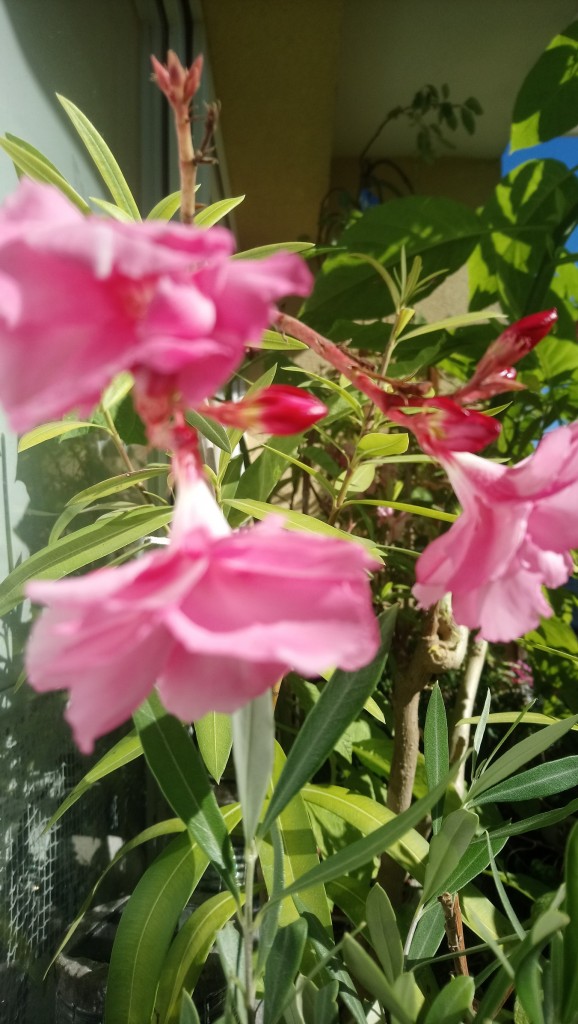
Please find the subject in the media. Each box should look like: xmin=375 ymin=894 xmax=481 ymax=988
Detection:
xmin=200 ymin=385 xmax=328 ymax=435
xmin=0 ymin=180 xmax=312 ymax=433
xmin=413 ymin=422 xmax=578 ymax=642
xmin=25 ymin=458 xmax=379 ymax=753
xmin=455 ymin=309 xmax=557 ymax=404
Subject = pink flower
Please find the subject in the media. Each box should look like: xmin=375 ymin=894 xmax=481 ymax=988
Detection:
xmin=25 ymin=460 xmax=379 ymax=753
xmin=0 ymin=180 xmax=312 ymax=433
xmin=413 ymin=422 xmax=578 ymax=642
xmin=200 ymin=385 xmax=328 ymax=435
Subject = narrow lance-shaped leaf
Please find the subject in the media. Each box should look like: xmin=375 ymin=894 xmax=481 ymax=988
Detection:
xmin=421 ymin=809 xmax=479 ymax=904
xmin=474 ymin=756 xmax=578 ymax=806
xmin=366 ymin=884 xmax=404 ymax=983
xmin=195 ymin=712 xmax=232 ymax=783
xmin=260 ymin=607 xmax=397 ymax=835
xmin=134 ymin=692 xmax=239 ymax=894
xmin=154 ymin=891 xmax=240 ymax=1024
xmin=269 ymin=762 xmax=460 ymax=901
xmin=562 ymin=820 xmax=578 ymax=1021
xmin=264 ymin=919 xmax=308 ymax=1024
xmin=57 ymin=94 xmax=141 ymax=219
xmin=232 ymin=690 xmax=275 ymax=843
xmin=104 ymin=833 xmax=199 ymax=1024
xmin=423 ymin=683 xmax=449 ymax=835
xmin=0 ymin=505 xmax=173 ymax=616
xmin=0 ymin=134 xmax=90 ymax=212
xmin=468 ymin=714 xmax=578 ymax=801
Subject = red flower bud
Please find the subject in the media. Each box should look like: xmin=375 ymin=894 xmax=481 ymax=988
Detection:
xmin=200 ymin=385 xmax=328 ymax=436
xmin=387 ymin=397 xmax=501 ymax=456
xmin=456 ymin=309 xmax=557 ymax=404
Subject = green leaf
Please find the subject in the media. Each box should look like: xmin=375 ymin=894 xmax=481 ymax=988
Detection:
xmin=232 ymin=691 xmax=275 ymax=843
xmin=303 ymin=197 xmax=481 ymax=333
xmin=186 ymin=410 xmax=233 ymax=453
xmin=468 ymin=714 xmax=578 ymax=801
xmin=468 ymin=158 xmax=578 ymax=317
xmin=44 ymin=732 xmax=142 ymax=831
xmin=423 ymin=683 xmax=449 ymax=835
xmin=336 ymin=463 xmax=375 ymax=495
xmin=366 ymin=884 xmax=403 ymax=983
xmin=259 ymin=745 xmax=332 ymax=931
xmin=179 ymin=991 xmax=200 ymax=1024
xmin=104 ymin=833 xmax=198 ymax=1024
xmin=18 ymin=419 xmax=106 ymax=451
xmin=423 ymin=975 xmax=475 ymax=1024
xmin=0 ymin=506 xmax=173 ymax=615
xmin=101 ymin=371 xmax=135 ymax=413
xmin=439 ymin=833 xmax=508 ymax=895
xmin=474 ymin=756 xmax=578 ymax=805
xmin=422 ymin=809 xmax=479 ymax=904
xmin=264 ymin=920 xmax=308 ymax=1024
xmin=408 ymin=901 xmax=445 ymax=961
xmin=90 ymin=197 xmax=135 ymax=222
xmin=274 ymin=765 xmax=459 ymax=901
xmin=259 ymin=329 xmax=308 ymax=351
xmin=194 ymin=195 xmax=245 ymax=227
xmin=57 ymin=94 xmax=141 ymax=219
xmin=475 ymin=909 xmax=569 ymax=1024
xmin=155 ymin=891 xmax=239 ymax=1024
xmin=195 ymin=712 xmax=232 ymax=783
xmin=342 ymin=497 xmax=456 ymax=523
xmin=0 ymin=134 xmax=90 ymax=212
xmin=356 ymin=432 xmax=409 ymax=459
xmin=511 ymin=20 xmax=578 ymax=150
xmin=472 ymin=689 xmax=491 ymax=775
xmin=147 ymin=191 xmax=183 ymax=220
xmin=221 ymin=498 xmax=382 ymax=561
xmin=303 ymin=784 xmax=428 ymax=878
xmin=260 ymin=608 xmax=397 ymax=835
xmin=342 ymin=935 xmax=411 ymax=1024
xmin=134 ymin=692 xmax=239 ymax=893
xmin=233 ymin=241 xmax=315 ymax=259
xmin=563 ymin=821 xmax=578 ymax=1020
xmin=66 ymin=466 xmax=169 ymax=506
xmin=399 ymin=310 xmax=506 ymax=340
xmin=487 ymin=796 xmax=578 ymax=841
xmin=224 ymin=435 xmax=306 ymax=527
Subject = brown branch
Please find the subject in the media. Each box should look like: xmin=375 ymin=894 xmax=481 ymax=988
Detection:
xmin=438 ymin=891 xmax=470 ymax=977
xmin=379 ymin=599 xmax=468 ymax=903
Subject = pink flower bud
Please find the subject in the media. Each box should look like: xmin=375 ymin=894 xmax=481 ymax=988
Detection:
xmin=200 ymin=385 xmax=328 ymax=435
xmin=151 ymin=51 xmax=204 ymax=107
xmin=456 ymin=309 xmax=557 ymax=404
xmin=387 ymin=396 xmax=501 ymax=456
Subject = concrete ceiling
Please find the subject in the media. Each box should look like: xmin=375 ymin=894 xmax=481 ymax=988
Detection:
xmin=333 ymin=0 xmax=578 ymax=160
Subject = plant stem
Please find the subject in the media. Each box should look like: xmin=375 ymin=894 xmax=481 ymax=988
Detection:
xmin=174 ymin=99 xmax=197 ymax=225
xmin=102 ymin=408 xmax=148 ymax=504
xmin=379 ymin=600 xmax=468 ymax=904
xmin=242 ymin=842 xmax=258 ymax=1024
xmin=450 ymin=637 xmax=488 ymax=796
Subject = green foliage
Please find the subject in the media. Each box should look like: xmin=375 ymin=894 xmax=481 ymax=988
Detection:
xmin=511 ymin=19 xmax=578 ymax=151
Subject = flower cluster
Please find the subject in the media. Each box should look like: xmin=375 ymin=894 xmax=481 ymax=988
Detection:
xmin=0 ymin=179 xmax=381 ymax=750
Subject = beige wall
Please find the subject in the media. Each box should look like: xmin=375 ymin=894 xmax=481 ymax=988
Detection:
xmin=331 ymin=155 xmax=500 ymax=211
xmin=200 ymin=0 xmax=344 ymax=249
